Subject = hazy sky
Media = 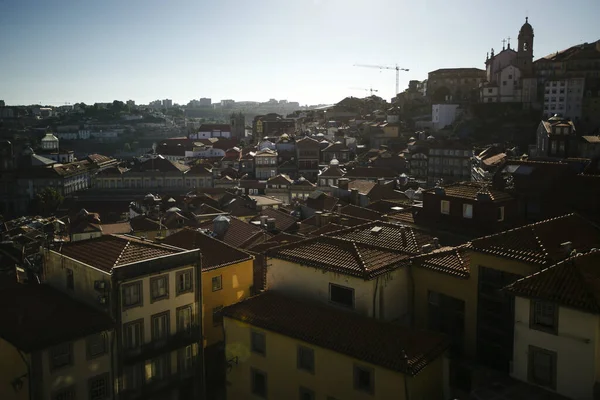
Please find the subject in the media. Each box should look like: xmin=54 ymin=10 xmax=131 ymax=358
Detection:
xmin=0 ymin=0 xmax=598 ymax=106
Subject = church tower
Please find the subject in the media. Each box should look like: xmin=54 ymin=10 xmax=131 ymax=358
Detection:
xmin=516 ymin=17 xmax=534 ymax=76
xmin=230 ymin=112 xmax=245 ymax=139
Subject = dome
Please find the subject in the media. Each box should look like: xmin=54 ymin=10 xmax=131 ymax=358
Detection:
xmin=41 ymin=133 xmax=59 ymax=142
xmin=167 ymin=197 xmax=176 ymax=203
xmin=166 ymin=207 xmax=181 ymax=213
xmin=520 ymin=17 xmax=533 ymax=34
xmin=329 ymin=157 xmax=339 ymax=166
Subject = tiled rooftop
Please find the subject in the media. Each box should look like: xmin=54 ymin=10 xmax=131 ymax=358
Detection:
xmin=58 ymin=234 xmax=183 ymax=272
xmin=267 ymin=235 xmax=411 ymax=279
xmin=247 ymin=232 xmax=304 ymax=254
xmin=222 ymin=291 xmax=449 ymax=375
xmin=425 ymin=182 xmax=513 ymax=202
xmin=251 ymin=207 xmax=298 ymax=232
xmin=325 ymin=221 xmax=435 ymax=254
xmin=0 ymin=284 xmax=114 ymax=352
xmin=470 ymin=214 xmax=600 ymax=266
xmin=340 ymin=204 xmax=383 ymax=221
xmin=161 ymin=228 xmax=253 ymax=271
xmin=411 ymin=246 xmax=471 ymax=279
xmin=197 ymin=216 xmax=269 ymax=249
xmin=504 ymin=250 xmax=600 ymax=314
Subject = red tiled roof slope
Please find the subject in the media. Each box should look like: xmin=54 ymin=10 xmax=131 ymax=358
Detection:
xmin=505 ymin=250 xmax=600 ymax=314
xmin=470 ymin=214 xmax=600 ymax=266
xmin=162 ymin=228 xmax=253 ymax=271
xmin=59 ymin=234 xmax=182 ymax=272
xmin=411 ymin=246 xmax=471 ymax=279
xmin=267 ymin=236 xmax=410 ymax=279
xmin=222 ymin=291 xmax=449 ymax=375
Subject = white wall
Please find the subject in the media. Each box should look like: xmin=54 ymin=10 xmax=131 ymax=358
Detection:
xmin=512 ymin=296 xmax=599 ymax=400
xmin=266 ymin=259 xmax=409 ymax=322
xmin=431 ymin=104 xmax=459 ymax=131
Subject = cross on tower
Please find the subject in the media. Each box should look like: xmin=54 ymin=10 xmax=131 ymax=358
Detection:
xmin=502 ymin=38 xmax=506 ymax=49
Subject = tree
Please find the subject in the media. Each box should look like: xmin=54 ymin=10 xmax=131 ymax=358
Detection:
xmin=28 ymin=187 xmax=64 ymax=216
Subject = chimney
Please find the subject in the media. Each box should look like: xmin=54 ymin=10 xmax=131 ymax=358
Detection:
xmin=560 ymin=241 xmax=573 ymax=258
xmin=266 ymin=218 xmax=276 ymax=232
xmin=377 ymin=178 xmax=386 ymax=186
xmin=260 ymin=215 xmax=268 ymax=227
xmin=322 ymin=213 xmax=331 ymax=226
xmin=434 ymin=186 xmax=445 ymax=196
xmin=433 ymin=237 xmax=440 ymax=248
xmin=350 ymin=189 xmax=359 ymax=206
xmin=421 ymin=244 xmax=434 ymax=253
xmin=314 ymin=211 xmax=323 ymax=227
xmin=336 ymin=203 xmax=343 ymax=215
xmin=337 ymin=178 xmax=349 ymax=190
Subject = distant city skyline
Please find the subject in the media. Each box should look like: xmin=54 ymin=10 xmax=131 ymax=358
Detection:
xmin=0 ymin=0 xmax=598 ymax=106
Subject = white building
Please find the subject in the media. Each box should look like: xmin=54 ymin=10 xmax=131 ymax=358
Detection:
xmin=543 ymin=78 xmax=584 ymax=120
xmin=432 ymin=104 xmax=460 ymax=130
xmin=506 ymin=250 xmax=600 ymax=400
xmin=480 ymin=65 xmax=523 ymax=103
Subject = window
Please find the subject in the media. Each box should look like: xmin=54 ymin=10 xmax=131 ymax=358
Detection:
xmin=508 ymin=74 xmax=513 ymax=79
xmin=66 ymin=268 xmax=74 ymax=290
xmin=354 ymin=365 xmax=374 ymax=394
xmin=122 ymin=281 xmax=142 ymax=308
xmin=531 ymin=301 xmax=558 ymax=333
xmin=462 ymin=203 xmax=473 ymax=219
xmin=124 ymin=320 xmax=143 ymax=350
xmin=528 ymin=346 xmax=557 ymax=389
xmin=297 ymin=346 xmax=315 ymax=373
xmin=329 ymin=283 xmax=354 ymax=308
xmin=502 ymin=81 xmax=507 ymax=86
xmin=151 ymin=312 xmax=170 ymax=341
xmin=497 ymin=206 xmax=505 ymax=222
xmin=212 ymin=275 xmax=222 ymax=292
xmin=178 ymin=345 xmax=194 ymax=372
xmin=89 ymin=373 xmax=109 ymax=400
xmin=440 ymin=200 xmax=450 ymax=215
xmin=145 ymin=355 xmax=168 ymax=382
xmin=251 ymin=368 xmax=267 ymax=398
xmin=251 ymin=330 xmax=266 ymax=355
xmin=53 ymin=386 xmax=76 ymax=400
xmin=87 ymin=333 xmax=107 ymax=359
xmin=213 ymin=305 xmax=223 ymax=326
xmin=177 ymin=305 xmax=193 ymax=333
xmin=176 ymin=269 xmax=193 ymax=295
xmin=550 ymin=141 xmax=557 ymax=154
xmin=299 ymin=386 xmax=316 ymax=400
xmin=123 ymin=364 xmax=142 ymax=390
xmin=50 ymin=342 xmax=72 ymax=370
xmin=150 ymin=275 xmax=168 ymax=302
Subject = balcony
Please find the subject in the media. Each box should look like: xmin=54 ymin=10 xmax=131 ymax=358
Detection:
xmin=119 ymin=367 xmax=197 ymax=400
xmin=123 ymin=325 xmax=201 ymax=365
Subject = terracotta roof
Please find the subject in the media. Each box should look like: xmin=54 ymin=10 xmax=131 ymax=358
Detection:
xmin=322 ymin=141 xmax=350 ymax=153
xmin=340 ymin=204 xmax=383 ymax=221
xmin=307 ymin=222 xmax=346 ymax=236
xmin=325 ymin=221 xmax=435 ymax=254
xmin=267 ymin=235 xmax=411 ymax=279
xmin=100 ymin=222 xmax=132 ymax=235
xmin=470 ymin=214 xmax=600 ymax=266
xmin=348 ymin=180 xmax=377 ymax=195
xmin=411 ymin=246 xmax=471 ymax=279
xmin=582 ymin=136 xmax=600 ymax=144
xmin=305 ymin=191 xmax=339 ymax=211
xmin=367 ymin=200 xmax=410 ymax=214
xmin=252 ymin=207 xmax=298 ymax=232
xmin=482 ymin=152 xmax=507 ymax=166
xmin=345 ymin=166 xmax=397 ymax=179
xmin=425 ymin=182 xmax=513 ymax=202
xmin=129 ymin=215 xmax=161 ymax=231
xmin=222 ymin=291 xmax=449 ymax=375
xmin=86 ymin=154 xmax=114 ymax=164
xmin=267 ymin=174 xmax=293 ymax=185
xmin=505 ymin=250 xmax=600 ymax=314
xmin=319 ymin=165 xmax=345 ymax=177
xmin=197 ymin=216 xmax=268 ymax=249
xmin=0 ymin=284 xmax=114 ymax=352
xmin=246 ymin=233 xmax=304 ymax=253
xmin=161 ymin=228 xmax=253 ymax=271
xmin=58 ymin=235 xmax=183 ymax=272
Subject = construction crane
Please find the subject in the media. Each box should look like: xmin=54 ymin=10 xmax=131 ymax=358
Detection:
xmin=349 ymin=87 xmax=379 ymax=96
xmin=354 ymin=64 xmax=409 ymax=95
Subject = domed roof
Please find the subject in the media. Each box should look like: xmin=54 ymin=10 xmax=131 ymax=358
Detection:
xmin=520 ymin=17 xmax=533 ymax=34
xmin=329 ymin=157 xmax=339 ymax=166
xmin=42 ymin=133 xmax=59 ymax=142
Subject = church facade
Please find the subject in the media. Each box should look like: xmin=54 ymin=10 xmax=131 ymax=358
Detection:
xmin=480 ymin=18 xmax=537 ymax=105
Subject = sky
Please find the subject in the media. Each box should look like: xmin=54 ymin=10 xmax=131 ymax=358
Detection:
xmin=0 ymin=0 xmax=598 ymax=106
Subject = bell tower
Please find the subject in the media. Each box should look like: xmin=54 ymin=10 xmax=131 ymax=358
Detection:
xmin=516 ymin=17 xmax=534 ymax=75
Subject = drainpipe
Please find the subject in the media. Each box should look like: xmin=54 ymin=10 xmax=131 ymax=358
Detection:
xmin=195 ymin=250 xmax=206 ymax=400
xmin=372 ymin=276 xmax=380 ymax=319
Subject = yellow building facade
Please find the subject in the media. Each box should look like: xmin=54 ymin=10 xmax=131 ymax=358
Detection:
xmin=222 ymin=291 xmax=450 ymax=400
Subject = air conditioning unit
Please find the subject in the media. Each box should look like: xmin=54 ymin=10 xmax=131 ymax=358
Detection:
xmin=98 ymin=296 xmax=107 ymax=305
xmin=94 ymin=281 xmax=106 ymax=290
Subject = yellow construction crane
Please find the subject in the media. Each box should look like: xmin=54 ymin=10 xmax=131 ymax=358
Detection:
xmin=354 ymin=64 xmax=409 ymax=95
xmin=349 ymin=87 xmax=379 ymax=96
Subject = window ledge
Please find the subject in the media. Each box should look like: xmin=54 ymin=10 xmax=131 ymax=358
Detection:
xmin=516 ymin=320 xmax=590 ymax=343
